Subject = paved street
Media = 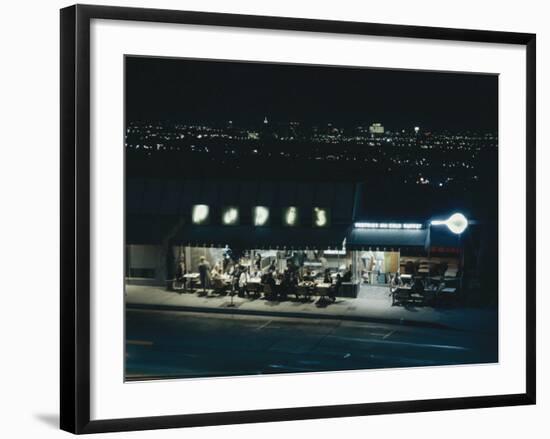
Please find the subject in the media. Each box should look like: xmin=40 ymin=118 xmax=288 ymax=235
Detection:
xmin=125 ymin=309 xmax=498 ymax=380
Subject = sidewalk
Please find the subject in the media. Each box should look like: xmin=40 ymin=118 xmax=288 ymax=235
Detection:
xmin=125 ymin=285 xmax=498 ymax=334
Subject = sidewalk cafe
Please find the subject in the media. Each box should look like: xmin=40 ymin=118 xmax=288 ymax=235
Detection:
xmin=125 ymin=178 xmax=473 ymax=307
xmin=126 ymin=215 xmax=469 ymax=307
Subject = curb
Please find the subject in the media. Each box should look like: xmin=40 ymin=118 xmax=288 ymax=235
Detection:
xmin=126 ymin=301 xmax=455 ymax=331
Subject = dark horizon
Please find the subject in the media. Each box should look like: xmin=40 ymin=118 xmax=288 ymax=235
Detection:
xmin=125 ymin=56 xmax=498 ymax=133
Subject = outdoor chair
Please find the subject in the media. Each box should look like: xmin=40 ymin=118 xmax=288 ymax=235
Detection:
xmin=211 ymin=278 xmax=226 ymax=296
xmin=246 ymin=282 xmax=262 ymax=298
xmin=421 ymin=285 xmax=438 ymax=306
xmin=315 ymin=284 xmax=332 ymax=302
xmin=296 ymin=284 xmax=312 ymax=301
xmin=392 ymin=287 xmax=412 ymax=306
xmin=262 ymin=283 xmax=275 ymax=300
xmin=171 ymin=279 xmax=186 ymax=292
xmin=435 ymin=282 xmax=458 ymax=307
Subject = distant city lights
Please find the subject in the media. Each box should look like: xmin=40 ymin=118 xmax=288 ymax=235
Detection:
xmin=126 ymin=120 xmax=497 ymax=191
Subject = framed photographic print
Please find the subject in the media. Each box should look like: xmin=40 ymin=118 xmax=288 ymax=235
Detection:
xmin=60 ymin=4 xmax=536 ymax=434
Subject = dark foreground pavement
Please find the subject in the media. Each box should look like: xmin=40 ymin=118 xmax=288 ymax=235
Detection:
xmin=125 ymin=309 xmax=498 ymax=380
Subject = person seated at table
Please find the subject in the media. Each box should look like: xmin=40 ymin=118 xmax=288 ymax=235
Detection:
xmin=412 ymin=276 xmax=425 ymax=295
xmin=329 ymin=273 xmax=342 ymax=302
xmin=210 ymin=266 xmax=226 ymax=295
xmin=210 ymin=264 xmax=222 ymax=281
xmin=279 ymin=269 xmax=296 ymax=300
xmin=267 ymin=260 xmax=277 ymax=274
xmin=303 ymin=268 xmax=314 ymax=282
xmin=250 ymin=265 xmax=260 ymax=280
xmin=323 ymin=268 xmax=332 ymax=285
xmin=392 ymin=272 xmax=402 ymax=287
xmin=262 ymin=272 xmax=276 ymax=300
xmin=342 ymin=265 xmax=353 ymax=282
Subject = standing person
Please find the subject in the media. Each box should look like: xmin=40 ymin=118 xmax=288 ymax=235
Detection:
xmin=222 ymin=245 xmax=232 ymax=273
xmin=254 ymin=254 xmax=262 ymax=272
xmin=238 ymin=266 xmax=249 ymax=297
xmin=175 ymin=256 xmax=187 ymax=292
xmin=231 ymin=264 xmax=241 ymax=295
xmin=198 ymin=256 xmax=211 ymax=294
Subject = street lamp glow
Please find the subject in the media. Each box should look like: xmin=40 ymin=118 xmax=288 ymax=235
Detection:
xmin=222 ymin=207 xmax=239 ymax=225
xmin=431 ymin=213 xmax=468 ymax=234
xmin=192 ymin=205 xmax=209 ymax=224
xmin=253 ymin=206 xmax=269 ymax=226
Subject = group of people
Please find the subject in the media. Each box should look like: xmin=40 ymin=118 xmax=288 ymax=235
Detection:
xmin=176 ymin=254 xmax=268 ymax=297
xmin=174 ymin=253 xmax=351 ymax=302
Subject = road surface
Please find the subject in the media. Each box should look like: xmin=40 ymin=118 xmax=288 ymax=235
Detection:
xmin=125 ymin=309 xmax=497 ymax=380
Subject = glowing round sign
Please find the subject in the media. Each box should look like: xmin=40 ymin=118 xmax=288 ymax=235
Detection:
xmin=431 ymin=213 xmax=468 ymax=235
xmin=446 ymin=213 xmax=468 ymax=234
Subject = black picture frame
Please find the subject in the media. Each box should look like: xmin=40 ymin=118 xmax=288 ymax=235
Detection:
xmin=60 ymin=4 xmax=536 ymax=434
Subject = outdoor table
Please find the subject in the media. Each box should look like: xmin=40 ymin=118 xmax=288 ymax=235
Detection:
xmin=183 ymin=273 xmax=200 ymax=291
xmin=314 ymin=282 xmax=332 ymax=297
xmin=298 ymin=281 xmax=315 ymax=288
xmin=309 ymin=282 xmax=331 ymax=303
xmin=248 ymin=278 xmax=262 ymax=284
xmin=245 ymin=279 xmax=263 ymax=297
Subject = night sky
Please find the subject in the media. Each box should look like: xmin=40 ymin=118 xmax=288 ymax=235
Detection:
xmin=125 ymin=56 xmax=498 ymax=132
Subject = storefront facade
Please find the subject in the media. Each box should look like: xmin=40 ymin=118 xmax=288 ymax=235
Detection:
xmin=125 ymin=177 xmax=480 ymax=299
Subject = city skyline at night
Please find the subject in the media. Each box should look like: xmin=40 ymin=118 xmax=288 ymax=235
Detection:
xmin=126 ymin=56 xmax=498 ymax=132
